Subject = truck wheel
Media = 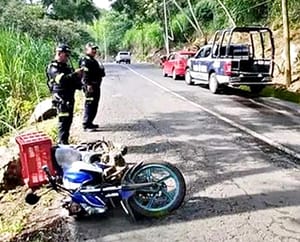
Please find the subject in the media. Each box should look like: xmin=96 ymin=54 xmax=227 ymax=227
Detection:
xmin=250 ymin=85 xmax=265 ymax=94
xmin=209 ymin=73 xmax=219 ymax=94
xmin=185 ymin=69 xmax=194 ymax=85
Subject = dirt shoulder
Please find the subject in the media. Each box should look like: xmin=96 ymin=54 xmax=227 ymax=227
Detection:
xmin=0 ymin=111 xmax=84 ymax=241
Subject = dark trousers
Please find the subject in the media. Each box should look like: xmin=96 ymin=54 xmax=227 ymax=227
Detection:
xmin=57 ymin=100 xmax=74 ymax=144
xmin=83 ymin=87 xmax=100 ymax=128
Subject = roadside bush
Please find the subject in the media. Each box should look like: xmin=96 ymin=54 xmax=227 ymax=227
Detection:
xmin=143 ymin=23 xmax=164 ymax=51
xmin=0 ymin=1 xmax=94 ymax=136
xmin=269 ymin=0 xmax=300 ymax=28
xmin=170 ymin=13 xmax=191 ymax=43
xmin=194 ymin=0 xmax=215 ymax=31
xmin=0 ymin=29 xmax=53 ymax=135
xmin=123 ymin=22 xmax=163 ymax=58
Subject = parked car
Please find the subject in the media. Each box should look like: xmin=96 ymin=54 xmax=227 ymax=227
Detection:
xmin=116 ymin=51 xmax=131 ymax=64
xmin=161 ymin=50 xmax=196 ymax=80
xmin=185 ymin=26 xmax=275 ymax=94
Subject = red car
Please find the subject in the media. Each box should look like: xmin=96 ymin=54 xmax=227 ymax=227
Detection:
xmin=161 ymin=50 xmax=196 ymax=80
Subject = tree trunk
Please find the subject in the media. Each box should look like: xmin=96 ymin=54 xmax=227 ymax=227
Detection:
xmin=163 ymin=0 xmax=170 ymax=55
xmin=172 ymin=0 xmax=203 ymax=37
xmin=282 ymin=0 xmax=292 ymax=87
xmin=187 ymin=0 xmax=204 ymax=37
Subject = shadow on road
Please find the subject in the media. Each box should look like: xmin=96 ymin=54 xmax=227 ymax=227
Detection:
xmin=71 ymin=108 xmax=300 ymax=240
xmin=101 ymin=103 xmax=300 ymax=157
xmin=71 ymin=184 xmax=300 ymax=240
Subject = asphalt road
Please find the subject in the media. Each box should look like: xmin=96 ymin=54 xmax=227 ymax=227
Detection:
xmin=68 ymin=63 xmax=300 ymax=242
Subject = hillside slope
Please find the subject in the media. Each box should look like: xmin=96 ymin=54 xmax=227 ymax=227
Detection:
xmin=272 ymin=27 xmax=300 ymax=92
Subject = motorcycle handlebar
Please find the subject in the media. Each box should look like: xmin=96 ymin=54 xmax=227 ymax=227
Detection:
xmin=42 ymin=165 xmax=57 ymax=190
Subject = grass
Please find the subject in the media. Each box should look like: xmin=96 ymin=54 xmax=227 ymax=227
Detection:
xmin=261 ymin=85 xmax=300 ymax=104
xmin=240 ymin=85 xmax=300 ymax=105
xmin=0 ymin=28 xmax=53 ymax=136
xmin=0 ymin=24 xmax=86 ymax=142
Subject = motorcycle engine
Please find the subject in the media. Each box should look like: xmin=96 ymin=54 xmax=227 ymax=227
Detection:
xmin=63 ymin=201 xmax=107 ymax=215
xmin=68 ymin=202 xmax=82 ymax=215
xmin=81 ymin=203 xmax=107 ymax=215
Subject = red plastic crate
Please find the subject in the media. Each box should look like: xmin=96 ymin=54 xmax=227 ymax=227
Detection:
xmin=15 ymin=131 xmax=54 ymax=188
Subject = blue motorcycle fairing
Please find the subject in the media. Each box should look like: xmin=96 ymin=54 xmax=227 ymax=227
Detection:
xmin=120 ymin=189 xmax=135 ymax=200
xmin=72 ymin=191 xmax=106 ymax=208
xmin=64 ymin=171 xmax=93 ymax=184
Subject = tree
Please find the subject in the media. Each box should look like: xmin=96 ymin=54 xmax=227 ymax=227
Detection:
xmin=41 ymin=0 xmax=100 ymax=23
xmin=89 ymin=11 xmax=133 ymax=55
xmin=282 ymin=0 xmax=292 ymax=87
xmin=215 ymin=0 xmax=235 ymax=27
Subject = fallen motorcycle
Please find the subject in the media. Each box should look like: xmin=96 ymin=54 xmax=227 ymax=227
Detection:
xmin=25 ymin=140 xmax=186 ymax=220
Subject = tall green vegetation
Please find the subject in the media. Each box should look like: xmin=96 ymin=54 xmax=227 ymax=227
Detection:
xmin=0 ymin=29 xmax=53 ymax=135
xmin=88 ymin=11 xmax=134 ymax=55
xmin=89 ymin=0 xmax=300 ymax=58
xmin=123 ymin=22 xmax=163 ymax=58
xmin=0 ymin=1 xmax=93 ymax=48
xmin=269 ymin=0 xmax=300 ymax=27
xmin=0 ymin=0 xmax=97 ymax=135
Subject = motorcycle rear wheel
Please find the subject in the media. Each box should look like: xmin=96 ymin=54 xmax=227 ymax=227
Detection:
xmin=128 ymin=161 xmax=186 ymax=218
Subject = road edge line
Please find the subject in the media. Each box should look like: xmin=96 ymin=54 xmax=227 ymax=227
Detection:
xmin=125 ymin=65 xmax=300 ymax=161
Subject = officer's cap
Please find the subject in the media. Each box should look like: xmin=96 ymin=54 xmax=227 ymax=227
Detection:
xmin=85 ymin=42 xmax=99 ymax=49
xmin=56 ymin=43 xmax=71 ymax=53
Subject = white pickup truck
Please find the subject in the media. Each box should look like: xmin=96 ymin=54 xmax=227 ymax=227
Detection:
xmin=185 ymin=26 xmax=275 ymax=94
xmin=115 ymin=51 xmax=131 ymax=64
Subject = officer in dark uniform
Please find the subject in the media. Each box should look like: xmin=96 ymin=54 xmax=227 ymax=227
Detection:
xmin=79 ymin=42 xmax=105 ymax=131
xmin=46 ymin=44 xmax=83 ymax=144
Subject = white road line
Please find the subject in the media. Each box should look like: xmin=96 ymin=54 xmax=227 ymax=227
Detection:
xmin=125 ymin=65 xmax=300 ymax=160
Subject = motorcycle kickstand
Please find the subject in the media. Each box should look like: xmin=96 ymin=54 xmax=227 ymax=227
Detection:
xmin=109 ymin=198 xmax=116 ymax=208
xmin=120 ymin=200 xmax=136 ymax=222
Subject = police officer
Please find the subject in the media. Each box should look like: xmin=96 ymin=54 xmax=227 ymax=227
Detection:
xmin=79 ymin=42 xmax=105 ymax=131
xmin=46 ymin=44 xmax=83 ymax=144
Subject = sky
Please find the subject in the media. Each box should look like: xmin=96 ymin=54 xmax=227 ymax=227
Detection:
xmin=93 ymin=0 xmax=113 ymax=10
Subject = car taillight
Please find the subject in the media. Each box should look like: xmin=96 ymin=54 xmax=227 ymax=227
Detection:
xmin=224 ymin=61 xmax=232 ymax=76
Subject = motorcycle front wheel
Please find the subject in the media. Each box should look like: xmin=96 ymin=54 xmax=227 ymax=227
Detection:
xmin=128 ymin=161 xmax=186 ymax=218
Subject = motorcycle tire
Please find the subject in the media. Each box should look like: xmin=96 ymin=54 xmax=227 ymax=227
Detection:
xmin=127 ymin=161 xmax=186 ymax=218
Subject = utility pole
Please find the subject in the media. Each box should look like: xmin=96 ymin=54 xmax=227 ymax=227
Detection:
xmin=282 ymin=0 xmax=292 ymax=87
xmin=163 ymin=0 xmax=169 ymax=55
